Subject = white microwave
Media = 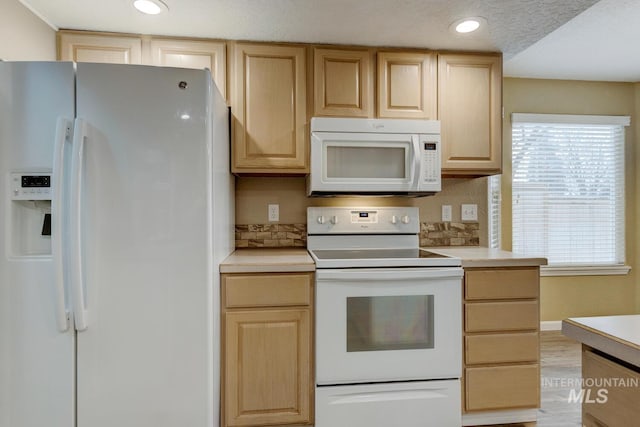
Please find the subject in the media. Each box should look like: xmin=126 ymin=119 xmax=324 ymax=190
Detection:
xmin=307 ymin=117 xmax=441 ymax=197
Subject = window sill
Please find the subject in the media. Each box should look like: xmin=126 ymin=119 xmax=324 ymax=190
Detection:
xmin=540 ymin=265 xmax=631 ymax=277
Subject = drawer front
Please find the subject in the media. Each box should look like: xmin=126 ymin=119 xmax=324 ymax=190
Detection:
xmin=465 ymin=332 xmax=539 ymax=365
xmin=223 ymin=273 xmax=312 ymax=308
xmin=465 ymin=268 xmax=539 ymax=300
xmin=582 ymin=350 xmax=640 ymax=426
xmin=465 ymin=364 xmax=539 ymax=411
xmin=465 ymin=301 xmax=538 ymax=332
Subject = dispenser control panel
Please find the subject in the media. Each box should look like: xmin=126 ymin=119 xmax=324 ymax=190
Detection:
xmin=11 ymin=173 xmax=52 ymax=200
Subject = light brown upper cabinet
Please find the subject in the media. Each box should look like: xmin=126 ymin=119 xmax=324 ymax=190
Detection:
xmin=58 ymin=31 xmax=142 ymax=64
xmin=148 ymin=39 xmax=226 ymax=98
xmin=313 ymin=47 xmax=374 ymax=117
xmin=377 ymin=51 xmax=437 ymax=119
xmin=230 ymin=43 xmax=308 ymax=174
xmin=438 ymin=54 xmax=502 ymax=175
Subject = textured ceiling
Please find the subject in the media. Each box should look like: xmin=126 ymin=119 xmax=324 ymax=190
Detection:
xmin=22 ymin=0 xmax=597 ymax=59
xmin=21 ymin=0 xmax=640 ymax=81
xmin=504 ymin=0 xmax=640 ymax=81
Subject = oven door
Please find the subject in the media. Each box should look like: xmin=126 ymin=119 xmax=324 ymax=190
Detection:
xmin=315 ymin=267 xmax=462 ymax=385
xmin=309 ymin=131 xmax=421 ymax=194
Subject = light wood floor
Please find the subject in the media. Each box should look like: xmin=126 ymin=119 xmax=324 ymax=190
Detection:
xmin=471 ymin=331 xmax=582 ymax=427
xmin=537 ymin=330 xmax=582 ymax=427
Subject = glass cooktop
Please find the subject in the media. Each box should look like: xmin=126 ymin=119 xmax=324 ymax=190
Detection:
xmin=311 ymin=248 xmax=450 ymax=260
xmin=308 ymin=248 xmax=461 ymax=268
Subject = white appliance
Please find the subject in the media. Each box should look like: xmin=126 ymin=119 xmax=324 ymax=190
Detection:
xmin=308 ymin=117 xmax=441 ymax=197
xmin=0 ymin=61 xmax=233 ymax=427
xmin=307 ymin=207 xmax=463 ymax=427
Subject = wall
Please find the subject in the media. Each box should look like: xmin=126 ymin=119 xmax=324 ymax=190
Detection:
xmin=636 ymin=83 xmax=640 ymax=313
xmin=0 ymin=0 xmax=55 ymax=60
xmin=236 ymin=176 xmax=489 ymax=245
xmin=503 ymin=78 xmax=638 ymax=320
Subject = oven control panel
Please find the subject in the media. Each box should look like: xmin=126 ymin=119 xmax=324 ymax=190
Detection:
xmin=308 ymin=207 xmax=419 ymax=234
xmin=350 ymin=211 xmax=378 ymax=223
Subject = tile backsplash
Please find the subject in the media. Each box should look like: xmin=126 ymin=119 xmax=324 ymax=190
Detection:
xmin=235 ymin=222 xmax=479 ymax=248
xmin=235 ymin=224 xmax=307 ymax=248
xmin=419 ymin=222 xmax=480 ymax=247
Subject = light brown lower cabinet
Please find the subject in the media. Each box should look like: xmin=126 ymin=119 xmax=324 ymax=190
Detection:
xmin=465 ymin=364 xmax=539 ymax=411
xmin=582 ymin=348 xmax=640 ymax=427
xmin=462 ymin=267 xmax=541 ymax=414
xmin=221 ymin=273 xmax=314 ymax=427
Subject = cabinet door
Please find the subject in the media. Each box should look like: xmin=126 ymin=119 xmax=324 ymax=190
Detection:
xmin=58 ymin=32 xmax=142 ymax=64
xmin=377 ymin=51 xmax=437 ymax=119
xmin=438 ymin=54 xmax=502 ymax=175
xmin=465 ymin=364 xmax=539 ymax=411
xmin=582 ymin=350 xmax=640 ymax=426
xmin=313 ymin=47 xmax=373 ymax=117
xmin=465 ymin=267 xmax=539 ymax=300
xmin=224 ymin=308 xmax=312 ymax=426
xmin=465 ymin=301 xmax=539 ymax=333
xmin=149 ymin=39 xmax=226 ymax=98
xmin=231 ymin=43 xmax=307 ymax=174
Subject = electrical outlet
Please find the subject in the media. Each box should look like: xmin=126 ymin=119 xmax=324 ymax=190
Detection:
xmin=441 ymin=205 xmax=452 ymax=222
xmin=268 ymin=204 xmax=279 ymax=222
xmin=461 ymin=204 xmax=478 ymax=221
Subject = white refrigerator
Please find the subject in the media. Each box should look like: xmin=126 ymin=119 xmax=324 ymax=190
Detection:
xmin=0 ymin=61 xmax=234 ymax=427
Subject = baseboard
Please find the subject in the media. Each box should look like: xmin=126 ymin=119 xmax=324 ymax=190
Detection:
xmin=540 ymin=320 xmax=562 ymax=331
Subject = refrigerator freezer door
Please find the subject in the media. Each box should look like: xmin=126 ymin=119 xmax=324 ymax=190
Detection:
xmin=0 ymin=62 xmax=75 ymax=427
xmin=74 ymin=63 xmax=216 ymax=427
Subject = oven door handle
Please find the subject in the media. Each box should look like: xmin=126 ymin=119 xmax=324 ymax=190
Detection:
xmin=326 ymin=387 xmax=452 ymax=405
xmin=315 ymin=268 xmax=463 ymax=281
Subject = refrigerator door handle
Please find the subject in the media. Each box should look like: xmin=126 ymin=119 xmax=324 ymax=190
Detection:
xmin=52 ymin=117 xmax=73 ymax=332
xmin=70 ymin=118 xmax=89 ymax=331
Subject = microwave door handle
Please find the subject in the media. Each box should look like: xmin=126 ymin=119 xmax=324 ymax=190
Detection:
xmin=411 ymin=135 xmax=421 ymax=188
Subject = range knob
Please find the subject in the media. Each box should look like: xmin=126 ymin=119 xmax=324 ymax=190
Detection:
xmin=330 ymin=215 xmax=339 ymax=225
xmin=317 ymin=215 xmax=326 ymax=224
xmin=391 ymin=215 xmax=398 ymax=225
xmin=401 ymin=215 xmax=410 ymax=224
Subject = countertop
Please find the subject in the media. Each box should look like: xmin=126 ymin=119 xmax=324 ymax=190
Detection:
xmin=562 ymin=315 xmax=640 ymax=367
xmin=427 ymin=246 xmax=548 ymax=268
xmin=220 ymin=248 xmax=315 ymax=273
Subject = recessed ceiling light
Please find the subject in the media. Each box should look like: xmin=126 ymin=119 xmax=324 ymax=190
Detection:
xmin=133 ymin=0 xmax=168 ymax=15
xmin=450 ymin=17 xmax=486 ymax=34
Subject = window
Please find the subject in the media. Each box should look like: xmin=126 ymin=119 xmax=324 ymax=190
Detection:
xmin=511 ymin=113 xmax=630 ymax=275
xmin=488 ymin=175 xmax=501 ymax=249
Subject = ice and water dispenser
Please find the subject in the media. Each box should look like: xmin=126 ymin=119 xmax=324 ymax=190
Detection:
xmin=9 ymin=172 xmax=53 ymax=257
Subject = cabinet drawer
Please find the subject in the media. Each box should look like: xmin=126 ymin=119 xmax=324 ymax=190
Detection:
xmin=465 ymin=332 xmax=539 ymax=365
xmin=465 ymin=364 xmax=539 ymax=411
xmin=582 ymin=350 xmax=640 ymax=426
xmin=465 ymin=268 xmax=538 ymax=300
xmin=223 ymin=273 xmax=312 ymax=308
xmin=465 ymin=301 xmax=538 ymax=332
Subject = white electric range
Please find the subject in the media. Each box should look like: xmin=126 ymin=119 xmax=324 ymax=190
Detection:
xmin=307 ymin=206 xmax=463 ymax=427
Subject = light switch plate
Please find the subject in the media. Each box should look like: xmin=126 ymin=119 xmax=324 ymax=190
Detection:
xmin=442 ymin=205 xmax=452 ymax=222
xmin=461 ymin=204 xmax=478 ymax=221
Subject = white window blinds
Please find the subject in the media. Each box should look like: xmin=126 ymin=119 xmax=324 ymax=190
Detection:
xmin=488 ymin=175 xmax=501 ymax=249
xmin=511 ymin=113 xmax=629 ymax=267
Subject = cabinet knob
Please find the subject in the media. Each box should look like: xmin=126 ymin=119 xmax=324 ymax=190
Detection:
xmin=331 ymin=215 xmax=338 ymax=225
xmin=391 ymin=215 xmax=398 ymax=224
xmin=317 ymin=215 xmax=325 ymax=224
xmin=401 ymin=215 xmax=410 ymax=224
